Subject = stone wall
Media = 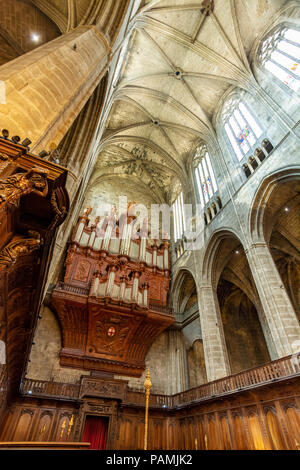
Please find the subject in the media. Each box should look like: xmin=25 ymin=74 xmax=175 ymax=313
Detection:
xmin=26 ymin=306 xmax=88 ymax=384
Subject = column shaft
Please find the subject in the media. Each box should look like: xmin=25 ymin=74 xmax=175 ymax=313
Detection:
xmin=0 ymin=26 xmax=110 ymax=152
xmin=199 ymin=285 xmax=230 ymax=381
xmin=246 ymin=243 xmax=300 ymax=357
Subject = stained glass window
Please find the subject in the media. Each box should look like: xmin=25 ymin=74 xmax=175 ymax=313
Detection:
xmin=222 ymin=97 xmax=263 ymax=161
xmin=194 ymin=144 xmax=218 ymax=208
xmin=260 ymin=25 xmax=300 ymax=93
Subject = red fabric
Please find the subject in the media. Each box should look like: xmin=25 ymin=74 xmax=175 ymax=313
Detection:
xmin=82 ymin=416 xmax=108 ymax=450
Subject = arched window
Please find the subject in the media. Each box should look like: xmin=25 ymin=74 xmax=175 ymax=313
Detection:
xmin=222 ymin=96 xmax=263 ymax=161
xmin=193 ymin=144 xmax=218 ymax=207
xmin=259 ymin=25 xmax=300 ymax=93
xmin=172 ymin=192 xmax=186 ymax=242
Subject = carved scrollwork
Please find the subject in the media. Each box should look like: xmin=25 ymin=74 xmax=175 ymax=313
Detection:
xmin=263 ymin=405 xmax=277 ymax=416
xmin=282 ymin=401 xmax=299 ymax=412
xmin=40 ymin=409 xmax=54 ymax=418
xmin=88 ymin=404 xmax=111 ymax=414
xmin=0 ymin=231 xmax=42 ymax=271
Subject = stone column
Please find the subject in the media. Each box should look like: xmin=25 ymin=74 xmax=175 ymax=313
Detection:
xmin=0 ymin=25 xmax=110 ymax=152
xmin=167 ymin=330 xmax=188 ymax=394
xmin=198 ymin=285 xmax=230 ymax=382
xmin=246 ymin=243 xmax=300 ymax=357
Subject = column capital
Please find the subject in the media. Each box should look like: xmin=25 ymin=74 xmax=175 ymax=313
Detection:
xmin=244 ymin=241 xmax=269 ymax=255
xmin=198 ymin=284 xmax=216 ymax=293
xmin=76 ymin=25 xmax=111 ymax=53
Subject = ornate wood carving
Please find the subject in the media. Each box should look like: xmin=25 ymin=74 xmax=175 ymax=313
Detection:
xmin=0 ymin=231 xmax=41 ymax=270
xmin=0 ymin=136 xmax=69 ymax=404
xmin=79 ymin=377 xmax=128 ymax=401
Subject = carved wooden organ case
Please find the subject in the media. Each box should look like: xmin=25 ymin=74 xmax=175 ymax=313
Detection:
xmin=51 ymin=208 xmax=174 ymax=377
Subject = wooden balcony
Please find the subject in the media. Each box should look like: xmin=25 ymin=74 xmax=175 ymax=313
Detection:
xmin=21 ymin=379 xmax=80 ymax=401
xmin=21 ymin=353 xmax=300 ymax=408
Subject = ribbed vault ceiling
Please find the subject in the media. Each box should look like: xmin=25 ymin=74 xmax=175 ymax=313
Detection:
xmin=92 ymin=0 xmax=286 ymax=207
xmin=30 ymin=0 xmax=110 ymax=33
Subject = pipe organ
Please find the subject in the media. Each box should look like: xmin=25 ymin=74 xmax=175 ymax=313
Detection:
xmin=51 ymin=206 xmax=174 ymax=376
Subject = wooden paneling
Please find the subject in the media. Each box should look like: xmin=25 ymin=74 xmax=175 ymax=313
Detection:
xmin=1 ymin=377 xmax=300 ymax=450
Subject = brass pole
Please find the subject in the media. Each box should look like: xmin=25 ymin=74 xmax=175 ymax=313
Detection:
xmin=66 ymin=415 xmax=74 ymax=442
xmin=144 ymin=369 xmax=152 ymax=450
xmin=39 ymin=424 xmax=46 ymax=440
xmin=59 ymin=418 xmax=66 ymax=441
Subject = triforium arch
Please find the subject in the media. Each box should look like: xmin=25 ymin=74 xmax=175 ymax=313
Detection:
xmin=171 ymin=268 xmax=197 ymax=316
xmin=202 ymin=228 xmax=272 ymax=374
xmin=202 ymin=228 xmax=244 ymax=287
xmin=249 ymin=167 xmax=300 ymax=243
xmin=171 ymin=268 xmax=207 ymax=387
xmin=249 ymin=167 xmax=300 ymax=326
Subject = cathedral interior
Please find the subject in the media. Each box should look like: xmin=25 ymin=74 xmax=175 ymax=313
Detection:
xmin=0 ymin=0 xmax=300 ymax=450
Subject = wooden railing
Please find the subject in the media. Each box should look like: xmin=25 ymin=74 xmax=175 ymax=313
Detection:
xmin=56 ymin=282 xmax=89 ymax=296
xmin=55 ymin=283 xmax=173 ymax=315
xmin=125 ymin=389 xmax=173 ymax=408
xmin=171 ymin=353 xmax=300 ymax=407
xmin=149 ymin=302 xmax=173 ymax=315
xmin=21 ymin=379 xmax=80 ymax=400
xmin=21 ymin=353 xmax=300 ymax=408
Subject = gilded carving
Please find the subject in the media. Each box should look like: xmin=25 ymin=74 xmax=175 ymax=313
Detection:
xmin=0 ymin=231 xmax=41 ymax=271
xmin=0 ymin=167 xmax=48 ymax=207
xmin=0 ymin=153 xmax=13 ymax=174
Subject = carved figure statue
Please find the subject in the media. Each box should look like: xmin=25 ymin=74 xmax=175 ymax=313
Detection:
xmin=0 ymin=231 xmax=42 ymax=271
xmin=84 ymin=207 xmax=92 ymax=217
xmin=0 ymin=167 xmax=48 ymax=206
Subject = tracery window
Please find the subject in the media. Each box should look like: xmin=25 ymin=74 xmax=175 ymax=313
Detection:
xmin=172 ymin=192 xmax=186 ymax=242
xmin=222 ymin=96 xmax=263 ymax=161
xmin=259 ymin=25 xmax=300 ymax=93
xmin=193 ymin=144 xmax=218 ymax=207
